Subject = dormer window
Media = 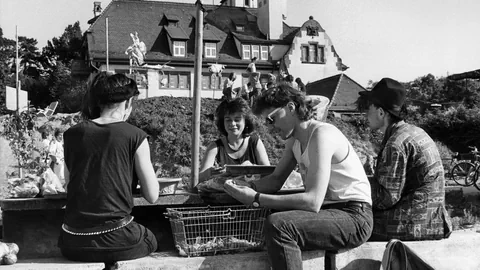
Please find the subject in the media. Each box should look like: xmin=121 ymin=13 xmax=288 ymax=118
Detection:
xmin=165 ymin=25 xmax=189 ymax=57
xmin=173 ymin=41 xmax=186 ymax=57
xmin=165 ymin=14 xmax=180 ymax=27
xmin=232 ymin=17 xmax=246 ymax=33
xmin=242 ymin=44 xmax=269 ymax=60
xmin=203 ymin=25 xmax=221 ymax=58
xmin=205 ymin=43 xmax=217 ymax=58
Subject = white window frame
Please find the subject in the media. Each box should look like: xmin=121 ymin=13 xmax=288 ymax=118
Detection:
xmin=205 ymin=42 xmax=217 ymax=58
xmin=173 ymin=41 xmax=186 ymax=57
xmin=159 ymin=72 xmax=190 ymax=89
xmin=260 ymin=45 xmax=269 ymax=60
xmin=251 ymin=45 xmax=260 ymax=60
xmin=242 ymin=45 xmax=251 ymax=60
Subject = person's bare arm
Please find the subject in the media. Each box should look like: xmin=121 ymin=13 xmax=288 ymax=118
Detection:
xmin=249 ymin=139 xmax=297 ymax=194
xmin=64 ymin=163 xmax=69 ymax=192
xmin=254 ymin=138 xmax=270 ymax=165
xmin=225 ymin=126 xmax=336 ymax=212
xmin=135 ymin=138 xmax=159 ymax=203
xmin=199 ymin=141 xmax=222 ymax=182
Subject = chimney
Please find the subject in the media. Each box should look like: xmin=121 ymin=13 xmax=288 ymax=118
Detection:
xmin=93 ymin=1 xmax=102 ymax=17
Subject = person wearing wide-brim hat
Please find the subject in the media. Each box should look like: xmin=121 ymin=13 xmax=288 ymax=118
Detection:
xmin=357 ymin=77 xmax=452 ymax=241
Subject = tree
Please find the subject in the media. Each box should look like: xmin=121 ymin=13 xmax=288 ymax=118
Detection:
xmin=43 ymin=21 xmax=83 ymax=67
xmin=0 ymin=27 xmax=16 ymax=114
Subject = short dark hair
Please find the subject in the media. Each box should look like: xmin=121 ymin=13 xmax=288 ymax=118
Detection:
xmin=253 ymin=83 xmax=314 ymax=121
xmin=81 ymin=72 xmax=139 ymax=119
xmin=215 ymin=97 xmax=256 ymax=137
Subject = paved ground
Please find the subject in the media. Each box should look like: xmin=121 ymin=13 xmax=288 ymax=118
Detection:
xmin=7 ymin=230 xmax=480 ymax=270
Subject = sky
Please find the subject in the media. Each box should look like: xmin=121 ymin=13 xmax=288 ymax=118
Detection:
xmin=1 ymin=0 xmax=479 ymax=87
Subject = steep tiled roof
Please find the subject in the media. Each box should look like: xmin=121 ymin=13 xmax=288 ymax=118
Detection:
xmin=203 ymin=27 xmax=222 ymax=41
xmin=164 ymin=26 xmax=189 ymax=40
xmin=231 ymin=32 xmax=289 ymax=45
xmin=204 ymin=5 xmax=264 ymax=38
xmin=85 ymin=0 xmax=225 ymax=63
xmin=85 ymin=0 xmax=279 ymax=68
xmin=281 ymin=22 xmax=300 ymax=43
xmin=306 ymin=73 xmax=365 ymax=112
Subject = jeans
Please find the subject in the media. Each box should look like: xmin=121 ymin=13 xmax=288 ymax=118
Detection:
xmin=264 ymin=202 xmax=373 ymax=270
xmin=59 ymin=221 xmax=157 ymax=263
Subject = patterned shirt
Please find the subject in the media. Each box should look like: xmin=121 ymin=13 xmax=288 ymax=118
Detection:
xmin=370 ymin=121 xmax=452 ymax=241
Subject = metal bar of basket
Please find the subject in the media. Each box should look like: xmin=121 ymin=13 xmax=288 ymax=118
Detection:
xmin=165 ymin=209 xmax=236 ymax=220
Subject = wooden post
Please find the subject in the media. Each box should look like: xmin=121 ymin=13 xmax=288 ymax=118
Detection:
xmin=191 ymin=0 xmax=204 ymax=190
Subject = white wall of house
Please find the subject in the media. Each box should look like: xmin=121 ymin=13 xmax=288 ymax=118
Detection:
xmin=284 ymin=30 xmax=342 ymax=84
xmin=99 ymin=64 xmax=263 ymax=99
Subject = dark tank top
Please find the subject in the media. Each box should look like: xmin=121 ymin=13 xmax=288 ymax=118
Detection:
xmin=215 ymin=134 xmax=259 ymax=166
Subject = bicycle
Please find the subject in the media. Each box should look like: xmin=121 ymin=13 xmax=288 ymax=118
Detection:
xmin=450 ymin=146 xmax=480 ymax=187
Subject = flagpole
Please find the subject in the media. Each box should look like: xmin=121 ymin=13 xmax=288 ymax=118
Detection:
xmin=15 ymin=25 xmax=19 ymax=115
xmin=106 ymin=17 xmax=109 ymax=72
xmin=15 ymin=25 xmax=23 ymax=178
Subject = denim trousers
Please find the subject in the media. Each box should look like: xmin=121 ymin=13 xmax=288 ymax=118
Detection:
xmin=59 ymin=221 xmax=157 ymax=264
xmin=264 ymin=202 xmax=373 ymax=270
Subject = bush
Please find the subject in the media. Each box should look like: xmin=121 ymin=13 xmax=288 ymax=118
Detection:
xmin=419 ymin=105 xmax=480 ymax=153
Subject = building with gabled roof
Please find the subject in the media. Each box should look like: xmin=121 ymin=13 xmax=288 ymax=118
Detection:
xmin=78 ymin=0 xmax=349 ymax=98
xmin=306 ymin=73 xmax=366 ymax=115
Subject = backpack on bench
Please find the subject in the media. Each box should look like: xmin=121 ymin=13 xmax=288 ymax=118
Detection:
xmin=380 ymin=239 xmax=435 ymax=270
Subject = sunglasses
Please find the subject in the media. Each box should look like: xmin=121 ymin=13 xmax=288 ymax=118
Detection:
xmin=265 ymin=106 xmax=286 ymax=125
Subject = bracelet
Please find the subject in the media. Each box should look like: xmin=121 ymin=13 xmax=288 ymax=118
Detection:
xmin=250 ymin=181 xmax=257 ymax=191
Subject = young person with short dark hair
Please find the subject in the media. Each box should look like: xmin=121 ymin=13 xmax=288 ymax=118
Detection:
xmin=199 ymin=97 xmax=270 ymax=182
xmin=224 ymin=84 xmax=373 ymax=269
xmin=59 ymin=72 xmax=159 ymax=270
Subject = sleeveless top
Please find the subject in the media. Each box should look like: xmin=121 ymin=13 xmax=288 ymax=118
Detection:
xmin=63 ymin=120 xmax=147 ymax=228
xmin=215 ymin=134 xmax=259 ymax=166
xmin=292 ymin=122 xmax=372 ymax=205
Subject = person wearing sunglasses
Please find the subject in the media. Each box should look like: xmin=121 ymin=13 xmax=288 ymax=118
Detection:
xmin=223 ymin=84 xmax=373 ymax=270
xmin=58 ymin=72 xmax=159 ymax=270
xmin=199 ymin=97 xmax=270 ymax=182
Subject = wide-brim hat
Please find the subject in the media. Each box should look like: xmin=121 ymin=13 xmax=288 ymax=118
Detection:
xmin=359 ymin=77 xmax=406 ymax=118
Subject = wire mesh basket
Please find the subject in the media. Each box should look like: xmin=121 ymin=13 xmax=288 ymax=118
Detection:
xmin=164 ymin=205 xmax=270 ymax=257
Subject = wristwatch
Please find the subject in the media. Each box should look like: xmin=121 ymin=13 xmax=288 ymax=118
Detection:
xmin=252 ymin=192 xmax=261 ymax=208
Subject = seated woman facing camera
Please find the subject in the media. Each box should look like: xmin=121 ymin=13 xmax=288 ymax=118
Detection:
xmin=199 ymin=97 xmax=270 ymax=182
xmin=223 ymin=84 xmax=373 ymax=270
xmin=58 ymin=72 xmax=159 ymax=270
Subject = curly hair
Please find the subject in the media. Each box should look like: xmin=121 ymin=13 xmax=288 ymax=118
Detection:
xmin=253 ymin=83 xmax=315 ymax=121
xmin=81 ymin=72 xmax=139 ymax=119
xmin=215 ymin=97 xmax=256 ymax=137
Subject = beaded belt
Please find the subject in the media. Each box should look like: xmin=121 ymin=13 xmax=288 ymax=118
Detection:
xmin=62 ymin=215 xmax=134 ymax=236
